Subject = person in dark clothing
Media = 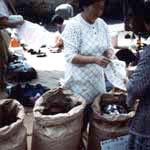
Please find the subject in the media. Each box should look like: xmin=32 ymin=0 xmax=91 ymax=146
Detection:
xmin=0 ymin=0 xmax=24 ymax=99
xmin=50 ymin=15 xmax=65 ymax=49
xmin=51 ymin=15 xmax=64 ymax=33
xmin=126 ymin=1 xmax=150 ymax=150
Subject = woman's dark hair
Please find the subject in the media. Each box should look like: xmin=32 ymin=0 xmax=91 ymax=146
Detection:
xmin=51 ymin=15 xmax=64 ymax=25
xmin=79 ymin=0 xmax=104 ymax=11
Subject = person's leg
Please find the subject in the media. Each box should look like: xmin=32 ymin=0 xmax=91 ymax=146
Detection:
xmin=128 ymin=134 xmax=136 ymax=150
xmin=82 ymin=104 xmax=92 ymax=132
xmin=80 ymin=104 xmax=92 ymax=150
xmin=0 ymin=54 xmax=8 ymax=100
xmin=136 ymin=136 xmax=150 ymax=150
xmin=128 ymin=133 xmax=150 ymax=150
xmin=0 ymin=31 xmax=9 ymax=95
xmin=0 ymin=36 xmax=6 ymax=90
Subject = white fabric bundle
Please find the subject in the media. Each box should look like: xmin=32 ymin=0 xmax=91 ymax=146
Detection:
xmin=8 ymin=15 xmax=24 ymax=23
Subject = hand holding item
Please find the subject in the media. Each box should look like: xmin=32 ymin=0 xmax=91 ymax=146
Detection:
xmin=94 ymin=55 xmax=111 ymax=68
xmin=103 ymin=48 xmax=116 ymax=59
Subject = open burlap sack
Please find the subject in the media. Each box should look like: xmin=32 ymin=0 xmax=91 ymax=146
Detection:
xmin=0 ymin=99 xmax=27 ymax=150
xmin=88 ymin=93 xmax=135 ymax=150
xmin=32 ymin=88 xmax=86 ymax=150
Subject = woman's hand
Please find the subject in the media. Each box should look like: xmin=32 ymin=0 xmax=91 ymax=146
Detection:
xmin=53 ymin=35 xmax=64 ymax=48
xmin=94 ymin=56 xmax=111 ymax=68
xmin=103 ymin=48 xmax=116 ymax=59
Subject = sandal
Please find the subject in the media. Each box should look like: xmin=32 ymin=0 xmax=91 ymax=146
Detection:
xmin=36 ymin=52 xmax=47 ymax=57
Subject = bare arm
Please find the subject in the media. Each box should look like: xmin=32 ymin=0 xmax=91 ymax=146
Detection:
xmin=72 ymin=54 xmax=111 ymax=67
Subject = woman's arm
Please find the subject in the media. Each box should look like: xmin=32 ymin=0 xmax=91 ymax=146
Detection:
xmin=62 ymin=20 xmax=111 ymax=67
xmin=72 ymin=54 xmax=111 ymax=67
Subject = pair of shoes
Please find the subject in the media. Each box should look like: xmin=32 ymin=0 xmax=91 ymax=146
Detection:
xmin=49 ymin=47 xmax=62 ymax=53
xmin=40 ymin=44 xmax=46 ymax=48
xmin=28 ymin=49 xmax=47 ymax=57
xmin=37 ymin=50 xmax=47 ymax=57
xmin=36 ymin=52 xmax=47 ymax=57
xmin=125 ymin=33 xmax=136 ymax=39
xmin=28 ymin=49 xmax=38 ymax=55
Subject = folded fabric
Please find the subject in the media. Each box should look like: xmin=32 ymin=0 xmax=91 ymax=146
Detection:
xmin=7 ymin=59 xmax=37 ymax=82
xmin=8 ymin=15 xmax=24 ymax=23
xmin=8 ymin=83 xmax=49 ymax=107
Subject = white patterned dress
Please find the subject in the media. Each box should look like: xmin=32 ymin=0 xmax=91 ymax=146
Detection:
xmin=61 ymin=14 xmax=112 ymax=104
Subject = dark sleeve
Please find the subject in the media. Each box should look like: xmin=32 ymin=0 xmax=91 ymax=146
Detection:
xmin=126 ymin=46 xmax=150 ymax=107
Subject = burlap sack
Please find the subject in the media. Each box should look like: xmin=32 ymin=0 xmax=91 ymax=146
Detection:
xmin=32 ymin=88 xmax=86 ymax=150
xmin=88 ymin=93 xmax=135 ymax=150
xmin=0 ymin=99 xmax=27 ymax=150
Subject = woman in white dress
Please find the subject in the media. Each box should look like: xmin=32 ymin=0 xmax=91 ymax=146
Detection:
xmin=61 ymin=0 xmax=114 ymax=147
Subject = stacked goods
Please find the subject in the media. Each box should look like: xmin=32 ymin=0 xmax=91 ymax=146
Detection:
xmin=0 ymin=99 xmax=27 ymax=150
xmin=88 ymin=93 xmax=135 ymax=150
xmin=32 ymin=88 xmax=86 ymax=150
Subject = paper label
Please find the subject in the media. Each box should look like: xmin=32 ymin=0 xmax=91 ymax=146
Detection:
xmin=101 ymin=135 xmax=129 ymax=150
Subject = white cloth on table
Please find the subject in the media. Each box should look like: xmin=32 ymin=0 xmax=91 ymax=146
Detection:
xmin=17 ymin=21 xmax=56 ymax=51
xmin=62 ymin=14 xmax=112 ymax=104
